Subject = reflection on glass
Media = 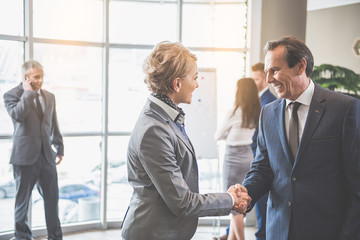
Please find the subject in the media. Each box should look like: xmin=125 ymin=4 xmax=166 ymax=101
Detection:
xmin=33 ymin=0 xmax=103 ymax=42
xmin=0 ymin=40 xmax=24 ymax=135
xmin=109 ymin=1 xmax=177 ymax=44
xmin=34 ymin=43 xmax=103 ymax=133
xmin=109 ymin=48 xmax=151 ymax=132
xmin=0 ymin=0 xmax=23 ymax=36
xmin=0 ymin=140 xmax=15 ymax=233
xmin=107 ymin=136 xmax=132 ymax=220
xmin=183 ymin=3 xmax=247 ymax=48
xmin=32 ymin=136 xmax=102 ymax=227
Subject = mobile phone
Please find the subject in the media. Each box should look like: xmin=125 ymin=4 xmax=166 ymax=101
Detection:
xmin=25 ymin=76 xmax=35 ymax=90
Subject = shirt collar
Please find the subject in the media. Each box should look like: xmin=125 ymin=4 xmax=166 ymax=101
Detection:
xmin=148 ymin=94 xmax=185 ymax=124
xmin=258 ymin=86 xmax=269 ymax=97
xmin=286 ymin=80 xmax=314 ymax=108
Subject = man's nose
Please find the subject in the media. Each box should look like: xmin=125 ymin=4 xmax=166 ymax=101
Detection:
xmin=266 ymin=72 xmax=273 ymax=84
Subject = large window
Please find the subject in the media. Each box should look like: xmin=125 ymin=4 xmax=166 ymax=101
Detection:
xmin=0 ymin=0 xmax=249 ymax=237
xmin=34 ymin=43 xmax=103 ymax=132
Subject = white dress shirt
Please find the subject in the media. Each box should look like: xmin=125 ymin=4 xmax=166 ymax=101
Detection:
xmin=285 ymin=80 xmax=315 ymax=142
xmin=215 ymin=108 xmax=255 ymax=146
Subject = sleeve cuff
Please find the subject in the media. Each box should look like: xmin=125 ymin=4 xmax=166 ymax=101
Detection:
xmin=227 ymin=192 xmax=235 ymax=206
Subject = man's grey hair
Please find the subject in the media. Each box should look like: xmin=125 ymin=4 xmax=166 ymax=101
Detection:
xmin=22 ymin=60 xmax=43 ymax=75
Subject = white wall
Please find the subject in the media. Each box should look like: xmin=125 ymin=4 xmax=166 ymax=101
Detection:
xmin=306 ymin=3 xmax=360 ymax=73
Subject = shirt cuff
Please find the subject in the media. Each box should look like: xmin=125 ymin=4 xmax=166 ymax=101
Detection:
xmin=227 ymin=192 xmax=235 ymax=206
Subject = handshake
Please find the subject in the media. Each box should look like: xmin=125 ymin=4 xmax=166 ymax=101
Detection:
xmin=227 ymin=184 xmax=252 ymax=214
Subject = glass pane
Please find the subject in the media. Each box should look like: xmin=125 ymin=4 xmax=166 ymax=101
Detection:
xmin=109 ymin=48 xmax=151 ymax=132
xmin=34 ymin=43 xmax=103 ymax=133
xmin=0 ymin=40 xmax=24 ymax=135
xmin=109 ymin=1 xmax=177 ymax=44
xmin=107 ymin=136 xmax=132 ymax=220
xmin=183 ymin=3 xmax=247 ymax=48
xmin=33 ymin=0 xmax=103 ymax=42
xmin=198 ymin=158 xmax=222 ymax=192
xmin=32 ymin=136 xmax=102 ymax=226
xmin=0 ymin=139 xmax=15 ymax=233
xmin=0 ymin=0 xmax=23 ymax=36
xmin=184 ymin=0 xmax=244 ymax=2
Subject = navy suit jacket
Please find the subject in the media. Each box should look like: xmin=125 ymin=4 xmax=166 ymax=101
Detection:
xmin=251 ymin=88 xmax=277 ymax=155
xmin=243 ymin=84 xmax=360 ymax=240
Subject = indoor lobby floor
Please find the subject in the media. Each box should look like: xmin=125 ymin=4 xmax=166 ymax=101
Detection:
xmin=51 ymin=226 xmax=257 ymax=240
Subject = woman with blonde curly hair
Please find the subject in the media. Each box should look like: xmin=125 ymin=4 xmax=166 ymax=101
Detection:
xmin=121 ymin=42 xmax=251 ymax=240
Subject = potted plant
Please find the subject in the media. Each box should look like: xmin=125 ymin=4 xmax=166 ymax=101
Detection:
xmin=312 ymin=64 xmax=360 ymax=99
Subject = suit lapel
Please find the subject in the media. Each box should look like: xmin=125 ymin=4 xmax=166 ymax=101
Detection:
xmin=169 ymin=121 xmax=196 ymax=157
xmin=295 ymin=85 xmax=325 ymax=164
xmin=276 ymin=99 xmax=294 ymax=166
xmin=41 ymin=90 xmax=48 ymax=118
xmin=147 ymin=100 xmax=196 ymax=157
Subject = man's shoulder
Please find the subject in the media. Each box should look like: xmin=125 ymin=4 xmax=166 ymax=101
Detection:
xmin=262 ymin=89 xmax=277 ymax=104
xmin=42 ymin=89 xmax=55 ymax=97
xmin=315 ymin=85 xmax=359 ymax=105
xmin=263 ymin=97 xmax=282 ymax=109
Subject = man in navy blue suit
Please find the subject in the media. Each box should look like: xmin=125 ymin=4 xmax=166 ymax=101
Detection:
xmin=249 ymin=62 xmax=276 ymax=240
xmin=242 ymin=36 xmax=360 ymax=240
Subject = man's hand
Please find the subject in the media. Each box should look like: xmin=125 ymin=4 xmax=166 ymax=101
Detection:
xmin=56 ymin=155 xmax=63 ymax=165
xmin=228 ymin=184 xmax=252 ymax=214
xmin=22 ymin=76 xmax=34 ymax=91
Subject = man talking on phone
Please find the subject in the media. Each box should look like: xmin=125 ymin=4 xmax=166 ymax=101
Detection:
xmin=4 ymin=60 xmax=63 ymax=240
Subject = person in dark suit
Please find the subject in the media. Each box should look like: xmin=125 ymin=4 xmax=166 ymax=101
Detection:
xmin=121 ymin=41 xmax=251 ymax=240
xmin=242 ymin=36 xmax=360 ymax=240
xmin=249 ymin=62 xmax=276 ymax=240
xmin=4 ymin=60 xmax=64 ymax=240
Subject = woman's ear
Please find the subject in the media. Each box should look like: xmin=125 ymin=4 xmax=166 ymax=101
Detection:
xmin=173 ymin=78 xmax=182 ymax=93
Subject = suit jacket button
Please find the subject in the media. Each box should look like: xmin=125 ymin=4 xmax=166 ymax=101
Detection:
xmin=288 ymin=202 xmax=292 ymax=207
xmin=291 ymin=176 xmax=296 ymax=181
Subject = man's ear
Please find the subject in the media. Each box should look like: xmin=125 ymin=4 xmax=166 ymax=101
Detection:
xmin=298 ymin=58 xmax=307 ymax=75
xmin=173 ymin=78 xmax=182 ymax=93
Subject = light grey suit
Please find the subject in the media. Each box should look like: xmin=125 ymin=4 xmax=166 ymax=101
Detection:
xmin=4 ymin=83 xmax=63 ymax=240
xmin=121 ymin=99 xmax=233 ymax=240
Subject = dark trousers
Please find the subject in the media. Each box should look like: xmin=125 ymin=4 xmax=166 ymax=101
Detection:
xmin=255 ymin=193 xmax=268 ymax=240
xmin=13 ymin=151 xmax=62 ymax=240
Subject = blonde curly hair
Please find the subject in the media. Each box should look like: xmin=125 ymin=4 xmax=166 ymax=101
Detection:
xmin=143 ymin=41 xmax=197 ymax=95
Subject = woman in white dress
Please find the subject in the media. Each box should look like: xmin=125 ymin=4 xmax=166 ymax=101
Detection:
xmin=215 ymin=78 xmax=261 ymax=240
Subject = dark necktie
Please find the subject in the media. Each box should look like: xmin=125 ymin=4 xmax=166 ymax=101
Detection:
xmin=36 ymin=93 xmax=44 ymax=119
xmin=289 ymin=102 xmax=301 ymax=163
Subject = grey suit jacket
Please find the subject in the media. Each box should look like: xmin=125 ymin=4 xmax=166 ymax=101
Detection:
xmin=243 ymin=84 xmax=360 ymax=240
xmin=121 ymin=99 xmax=233 ymax=240
xmin=4 ymin=83 xmax=63 ymax=165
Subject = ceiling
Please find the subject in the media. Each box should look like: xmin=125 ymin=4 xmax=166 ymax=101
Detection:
xmin=307 ymin=0 xmax=360 ymax=11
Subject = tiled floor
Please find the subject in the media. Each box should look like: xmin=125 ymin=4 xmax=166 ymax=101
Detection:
xmin=59 ymin=225 xmax=257 ymax=240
